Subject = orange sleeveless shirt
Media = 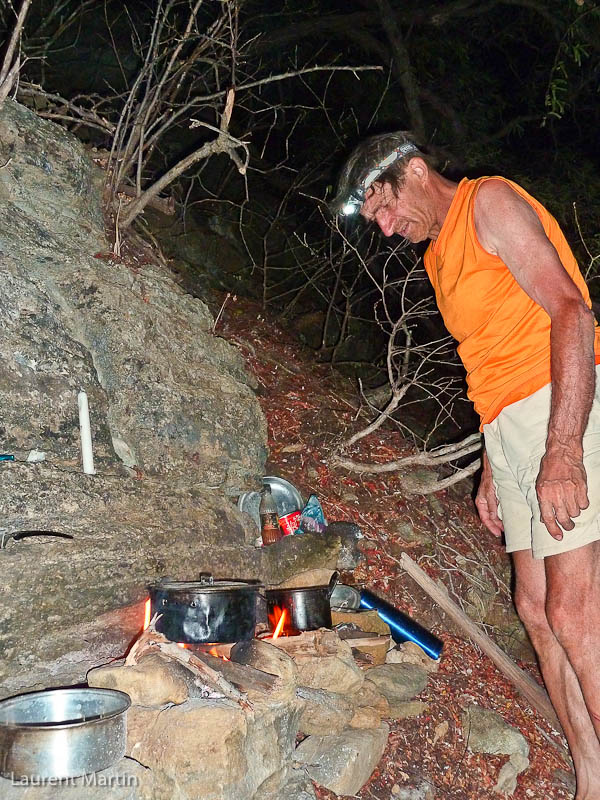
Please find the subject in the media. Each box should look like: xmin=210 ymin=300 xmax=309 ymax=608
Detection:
xmin=423 ymin=176 xmax=600 ymax=428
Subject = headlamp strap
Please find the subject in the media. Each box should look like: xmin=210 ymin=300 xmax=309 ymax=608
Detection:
xmin=362 ymin=142 xmax=420 ymax=191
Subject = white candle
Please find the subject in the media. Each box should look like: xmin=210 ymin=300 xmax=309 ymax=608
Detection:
xmin=78 ymin=390 xmax=96 ymax=475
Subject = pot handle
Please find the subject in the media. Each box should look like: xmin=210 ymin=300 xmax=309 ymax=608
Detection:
xmin=327 ymin=570 xmax=340 ymax=599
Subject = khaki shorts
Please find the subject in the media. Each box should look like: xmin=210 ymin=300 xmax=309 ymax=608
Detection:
xmin=483 ymin=365 xmax=600 ymax=559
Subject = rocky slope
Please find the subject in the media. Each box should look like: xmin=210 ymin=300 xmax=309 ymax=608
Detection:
xmin=0 ymin=100 xmax=266 ymax=690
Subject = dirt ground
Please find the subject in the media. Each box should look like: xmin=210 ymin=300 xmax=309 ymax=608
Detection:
xmin=216 ymin=293 xmax=574 ymax=800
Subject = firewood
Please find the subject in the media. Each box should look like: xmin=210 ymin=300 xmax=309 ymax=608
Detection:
xmin=260 ymin=628 xmax=341 ymax=660
xmin=192 ymin=650 xmax=278 ymax=693
xmin=126 ymin=618 xmax=252 ymax=709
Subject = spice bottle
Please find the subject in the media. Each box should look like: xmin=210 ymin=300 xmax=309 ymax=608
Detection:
xmin=259 ymin=485 xmax=282 ymax=546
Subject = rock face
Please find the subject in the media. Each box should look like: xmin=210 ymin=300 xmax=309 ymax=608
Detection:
xmin=0 ymin=99 xmax=267 ymax=691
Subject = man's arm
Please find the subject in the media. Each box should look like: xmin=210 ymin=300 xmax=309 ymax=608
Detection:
xmin=474 ymin=179 xmax=595 ymax=539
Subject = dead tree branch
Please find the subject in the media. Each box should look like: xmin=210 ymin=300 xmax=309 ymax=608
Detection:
xmin=323 ymin=230 xmax=481 ymax=493
xmin=0 ymin=0 xmax=31 ymax=105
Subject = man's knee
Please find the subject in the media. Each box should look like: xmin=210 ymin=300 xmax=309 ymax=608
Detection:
xmin=514 ymin=584 xmax=549 ymax=637
xmin=545 ymin=542 xmax=600 ymax=650
xmin=546 ymin=585 xmax=591 ymax=655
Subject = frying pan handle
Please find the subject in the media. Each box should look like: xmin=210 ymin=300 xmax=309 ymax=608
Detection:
xmin=327 ymin=570 xmax=340 ymax=599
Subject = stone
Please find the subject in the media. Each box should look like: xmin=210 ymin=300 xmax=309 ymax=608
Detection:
xmin=127 ymin=695 xmax=301 ymax=800
xmin=364 ymin=664 xmax=429 ymax=704
xmin=495 ymin=752 xmax=530 ymax=795
xmin=400 ymin=470 xmax=440 ymax=495
xmin=349 ymin=705 xmax=382 ymax=729
xmin=461 ymin=705 xmax=530 ymax=795
xmin=87 ymin=653 xmax=191 ymax=707
xmin=349 ymin=682 xmax=390 ymax=716
xmin=276 ymin=568 xmax=335 ymax=589
xmin=145 ymin=208 xmax=251 ymax=298
xmin=0 ymin=99 xmax=267 ymax=691
xmin=296 ymin=637 xmax=364 ymax=694
xmin=230 ymin=638 xmax=298 ymax=702
xmin=0 ymin=98 xmax=265 ymax=487
xmin=254 ymin=767 xmax=317 ymax=800
xmin=462 ymin=705 xmax=529 ymax=759
xmin=297 ymin=687 xmax=354 ymax=735
xmin=260 ymin=532 xmax=341 ymax=587
xmin=464 ymin=580 xmax=496 ymax=623
xmin=331 ymin=608 xmax=391 ymax=637
xmin=386 ymin=700 xmax=430 ymax=720
xmin=326 ymin=521 xmax=364 ymax=570
xmin=388 ymin=521 xmax=432 ymax=546
xmin=391 ymin=779 xmax=436 ymax=799
xmin=294 ymin=724 xmax=389 ymax=796
xmin=347 ymin=635 xmax=391 ymax=666
xmin=386 ymin=641 xmax=440 ymax=673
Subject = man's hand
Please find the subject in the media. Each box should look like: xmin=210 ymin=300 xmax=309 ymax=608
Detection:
xmin=536 ymin=444 xmax=589 ymax=539
xmin=475 ymin=451 xmax=504 ymax=537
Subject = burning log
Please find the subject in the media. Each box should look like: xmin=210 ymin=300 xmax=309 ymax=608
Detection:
xmin=192 ymin=650 xmax=279 ymax=694
xmin=126 ymin=617 xmax=277 ymax=709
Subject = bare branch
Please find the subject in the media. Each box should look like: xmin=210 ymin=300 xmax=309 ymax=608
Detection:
xmin=0 ymin=0 xmax=31 ymax=104
xmin=332 ymin=433 xmax=482 ymax=474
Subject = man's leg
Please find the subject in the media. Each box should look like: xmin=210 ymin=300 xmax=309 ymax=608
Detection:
xmin=513 ymin=545 xmax=600 ymax=799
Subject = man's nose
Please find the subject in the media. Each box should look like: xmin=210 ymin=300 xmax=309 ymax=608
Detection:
xmin=375 ymin=208 xmax=395 ymax=237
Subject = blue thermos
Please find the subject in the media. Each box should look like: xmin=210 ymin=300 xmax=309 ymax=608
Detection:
xmin=360 ymin=588 xmax=443 ymax=660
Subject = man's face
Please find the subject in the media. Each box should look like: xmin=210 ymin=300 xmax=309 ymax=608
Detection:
xmin=359 ymin=166 xmax=434 ymax=243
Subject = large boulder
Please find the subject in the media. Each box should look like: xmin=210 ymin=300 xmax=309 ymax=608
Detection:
xmin=0 ymin=99 xmax=267 ymax=691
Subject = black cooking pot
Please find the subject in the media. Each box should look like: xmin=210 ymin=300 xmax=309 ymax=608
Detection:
xmin=148 ymin=574 xmax=263 ymax=644
xmin=265 ymin=572 xmax=339 ymax=633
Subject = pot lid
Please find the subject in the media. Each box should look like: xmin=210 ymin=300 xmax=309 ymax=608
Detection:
xmin=150 ymin=574 xmax=263 ymax=593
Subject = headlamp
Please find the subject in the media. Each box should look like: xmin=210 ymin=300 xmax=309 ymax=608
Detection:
xmin=337 ymin=141 xmax=420 ymax=217
xmin=340 ymin=189 xmax=365 ymax=217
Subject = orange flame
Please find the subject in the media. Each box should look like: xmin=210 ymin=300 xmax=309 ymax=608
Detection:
xmin=272 ymin=608 xmax=287 ymax=639
xmin=143 ymin=598 xmax=151 ymax=630
xmin=177 ymin=642 xmax=188 ymax=649
xmin=208 ymin=646 xmax=230 ymax=661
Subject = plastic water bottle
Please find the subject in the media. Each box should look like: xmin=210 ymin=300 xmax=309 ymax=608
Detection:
xmin=259 ymin=486 xmax=282 ymax=546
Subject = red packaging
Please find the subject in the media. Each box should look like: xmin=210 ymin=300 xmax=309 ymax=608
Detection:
xmin=279 ymin=510 xmax=301 ymax=536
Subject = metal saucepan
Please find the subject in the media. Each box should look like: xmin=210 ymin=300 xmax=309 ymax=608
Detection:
xmin=265 ymin=571 xmax=339 ymax=633
xmin=149 ymin=573 xmax=264 ymax=644
xmin=0 ymin=687 xmax=131 ymax=780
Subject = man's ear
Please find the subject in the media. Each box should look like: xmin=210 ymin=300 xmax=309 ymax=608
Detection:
xmin=407 ymin=157 xmax=428 ymax=183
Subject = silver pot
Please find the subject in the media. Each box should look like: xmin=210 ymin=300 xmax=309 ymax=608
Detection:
xmin=0 ymin=687 xmax=131 ymax=780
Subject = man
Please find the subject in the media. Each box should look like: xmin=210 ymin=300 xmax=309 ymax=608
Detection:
xmin=332 ymin=131 xmax=600 ymax=799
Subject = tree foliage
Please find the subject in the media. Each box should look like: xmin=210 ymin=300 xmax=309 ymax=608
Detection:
xmin=2 ymin=0 xmax=599 ymax=458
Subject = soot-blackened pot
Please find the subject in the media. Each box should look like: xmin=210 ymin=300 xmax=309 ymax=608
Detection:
xmin=265 ymin=572 xmax=339 ymax=632
xmin=149 ymin=574 xmax=263 ymax=644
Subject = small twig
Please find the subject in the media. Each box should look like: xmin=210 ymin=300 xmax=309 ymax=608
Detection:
xmin=211 ymin=292 xmax=233 ymax=334
xmin=113 ymin=196 xmax=123 ymax=256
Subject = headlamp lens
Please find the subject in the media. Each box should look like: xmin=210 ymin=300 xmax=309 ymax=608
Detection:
xmin=341 ymin=200 xmax=360 ymax=216
xmin=339 ymin=188 xmax=365 ymax=217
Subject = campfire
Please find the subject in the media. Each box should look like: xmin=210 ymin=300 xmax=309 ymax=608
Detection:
xmin=81 ymin=566 xmax=422 ymax=799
